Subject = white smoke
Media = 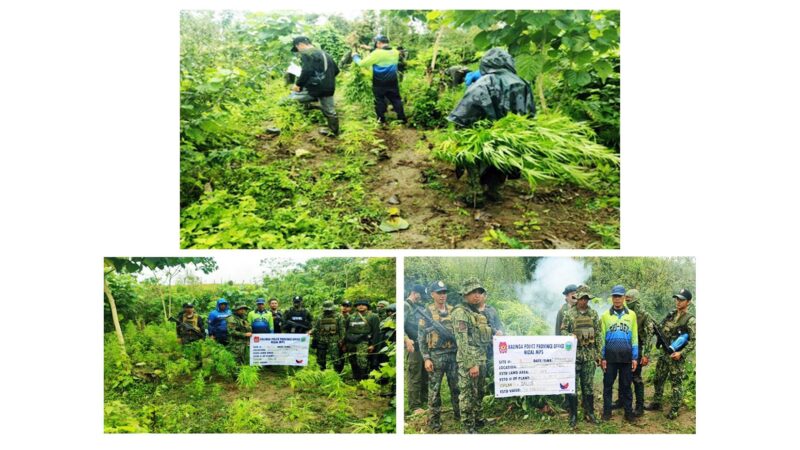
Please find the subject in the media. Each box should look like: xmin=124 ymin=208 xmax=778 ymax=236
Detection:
xmin=514 ymin=257 xmax=592 ymax=328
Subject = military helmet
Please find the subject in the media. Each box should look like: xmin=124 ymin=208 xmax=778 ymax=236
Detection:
xmin=293 ymin=295 xmax=303 ymax=304
xmin=461 ymin=277 xmax=485 ymax=295
xmin=182 ymin=302 xmax=194 ymax=309
xmin=322 ymin=300 xmax=335 ymax=312
xmin=673 ymin=288 xmax=693 ymax=301
xmin=354 ymin=299 xmax=370 ymax=307
xmin=428 ymin=280 xmax=448 ymax=294
xmin=625 ymin=289 xmax=640 ymax=303
xmin=377 ymin=300 xmax=389 ymax=308
xmin=386 ymin=303 xmax=397 ymax=313
xmin=234 ymin=304 xmax=250 ymax=311
xmin=341 ymin=300 xmax=352 ymax=307
xmin=575 ymin=285 xmax=594 ymax=300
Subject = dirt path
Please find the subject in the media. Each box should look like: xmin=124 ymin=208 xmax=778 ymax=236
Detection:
xmin=368 ymin=126 xmax=617 ymax=249
xmin=258 ymin=111 xmax=617 ymax=249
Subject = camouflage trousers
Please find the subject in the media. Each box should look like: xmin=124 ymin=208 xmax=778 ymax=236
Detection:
xmin=346 ymin=341 xmax=370 ymax=380
xmin=457 ymin=362 xmax=486 ymax=431
xmin=316 ymin=341 xmax=342 ymax=372
xmin=574 ymin=359 xmax=597 ymax=400
xmin=406 ymin=347 xmax=428 ymax=410
xmin=229 ymin=342 xmax=249 ymax=366
xmin=652 ymin=355 xmax=687 ymax=412
xmin=427 ymin=351 xmax=460 ymax=427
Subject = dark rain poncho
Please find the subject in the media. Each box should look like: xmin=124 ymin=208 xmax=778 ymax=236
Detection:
xmin=447 ymin=48 xmax=536 ymax=127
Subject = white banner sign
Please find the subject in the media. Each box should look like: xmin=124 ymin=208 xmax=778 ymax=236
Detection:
xmin=493 ymin=335 xmax=576 ymax=397
xmin=249 ymin=333 xmax=310 ymax=366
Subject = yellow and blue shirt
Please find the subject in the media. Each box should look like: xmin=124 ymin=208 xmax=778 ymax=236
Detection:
xmin=600 ymin=306 xmax=639 ymax=363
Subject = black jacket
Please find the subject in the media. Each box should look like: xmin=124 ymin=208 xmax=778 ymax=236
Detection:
xmin=296 ymin=48 xmax=339 ymax=98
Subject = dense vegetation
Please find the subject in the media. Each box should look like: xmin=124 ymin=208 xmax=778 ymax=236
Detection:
xmin=179 ymin=10 xmax=621 ymax=249
xmin=403 ymin=257 xmax=696 ymax=434
xmin=104 ymin=257 xmax=396 ymax=433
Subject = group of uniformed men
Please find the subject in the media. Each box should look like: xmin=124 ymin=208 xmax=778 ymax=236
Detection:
xmin=405 ymin=278 xmax=504 ymax=434
xmin=405 ymin=280 xmax=696 ymax=433
xmin=174 ymin=295 xmax=395 ymax=381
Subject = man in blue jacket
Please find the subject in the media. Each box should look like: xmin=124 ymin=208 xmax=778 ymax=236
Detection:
xmin=207 ymin=298 xmax=232 ymax=344
xmin=600 ymin=285 xmax=639 ymax=422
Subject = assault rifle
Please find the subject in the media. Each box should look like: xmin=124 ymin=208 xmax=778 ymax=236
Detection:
xmin=652 ymin=320 xmax=689 ymax=355
xmin=169 ymin=316 xmax=205 ymax=340
xmin=415 ymin=305 xmax=456 ymax=344
xmin=283 ymin=319 xmax=311 ymax=333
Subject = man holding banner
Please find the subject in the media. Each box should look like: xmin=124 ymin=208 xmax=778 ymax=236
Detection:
xmin=561 ymin=286 xmax=602 ymax=427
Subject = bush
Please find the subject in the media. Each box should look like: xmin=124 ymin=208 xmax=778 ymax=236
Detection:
xmin=433 ymin=112 xmax=619 ymax=191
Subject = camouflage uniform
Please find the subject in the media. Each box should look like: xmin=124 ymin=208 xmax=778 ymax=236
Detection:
xmin=344 ymin=306 xmax=380 ymax=380
xmin=405 ymin=295 xmax=428 ymax=410
xmin=419 ymin=303 xmax=460 ymax=431
xmin=479 ymin=304 xmax=504 ymax=401
xmin=625 ymin=289 xmax=653 ymax=415
xmin=226 ymin=307 xmax=252 ymax=365
xmin=452 ymin=278 xmax=493 ymax=433
xmin=650 ymin=305 xmax=696 ymax=418
xmin=313 ymin=301 xmax=345 ymax=371
xmin=561 ymin=286 xmax=602 ymax=424
xmin=175 ymin=310 xmax=205 ymax=344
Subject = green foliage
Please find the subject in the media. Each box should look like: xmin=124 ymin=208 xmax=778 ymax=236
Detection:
xmin=104 ymin=335 xmax=134 ymax=391
xmin=350 ymin=410 xmax=396 ymax=433
xmin=104 ymin=401 xmax=149 ymax=433
xmin=225 ymin=399 xmax=272 ymax=433
xmin=337 ymin=115 xmax=384 ymax=156
xmin=236 ymin=365 xmax=260 ymax=389
xmin=341 ymin=67 xmax=374 ymax=112
xmin=311 ymin=25 xmax=350 ymax=63
xmin=434 ymin=112 xmax=619 ymax=191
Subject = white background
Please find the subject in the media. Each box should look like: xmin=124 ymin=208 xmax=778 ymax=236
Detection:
xmin=1 ymin=0 xmax=798 ymax=447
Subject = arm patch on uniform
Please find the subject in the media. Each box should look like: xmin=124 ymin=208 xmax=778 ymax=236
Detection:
xmin=458 ymin=320 xmax=468 ymax=332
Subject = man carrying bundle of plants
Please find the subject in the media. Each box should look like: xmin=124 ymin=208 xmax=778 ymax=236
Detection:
xmin=447 ymin=48 xmax=536 ymax=204
xmin=289 ymin=36 xmax=341 ymax=137
xmin=353 ymin=35 xmax=408 ymax=125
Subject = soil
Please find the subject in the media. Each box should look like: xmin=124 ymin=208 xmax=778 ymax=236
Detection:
xmin=259 ymin=114 xmax=618 ymax=249
xmin=404 ymin=378 xmax=695 ymax=434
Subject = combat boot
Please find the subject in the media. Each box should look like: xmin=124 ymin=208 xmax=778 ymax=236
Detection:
xmin=428 ymin=417 xmax=442 ymax=433
xmin=568 ymin=395 xmax=578 ymax=428
xmin=667 ymin=409 xmax=679 ymax=420
xmin=645 ymin=401 xmax=662 ymax=411
xmin=584 ymin=396 xmax=599 ymax=424
xmin=324 ymin=116 xmax=340 ymax=137
xmin=624 ymin=412 xmax=638 ymax=423
xmin=601 ymin=410 xmax=612 ymax=421
xmin=475 ymin=418 xmax=486 ymax=429
xmin=453 ymin=406 xmax=461 ymax=421
xmin=611 ymin=399 xmax=622 ymax=409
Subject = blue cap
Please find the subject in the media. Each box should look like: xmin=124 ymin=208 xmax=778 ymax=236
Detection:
xmin=256 ymin=298 xmax=265 ymax=305
xmin=562 ymin=284 xmax=578 ymax=296
xmin=611 ymin=285 xmax=626 ymax=296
